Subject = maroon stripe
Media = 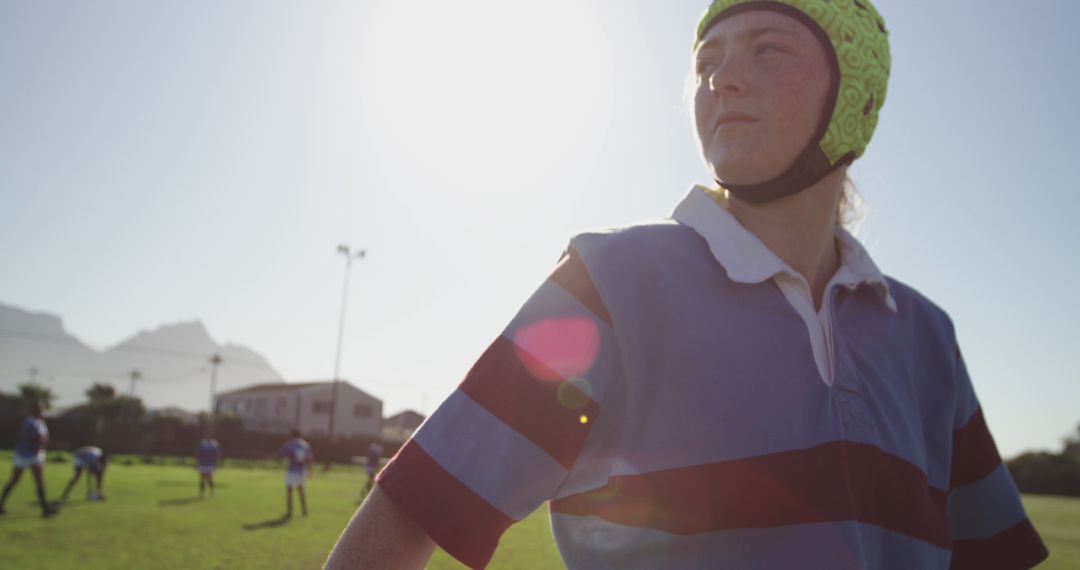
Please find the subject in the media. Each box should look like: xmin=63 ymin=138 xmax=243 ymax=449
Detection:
xmin=950 ymin=407 xmax=1002 ymax=489
xmin=459 ymin=336 xmax=601 ymax=470
xmin=549 ymin=248 xmax=613 ymax=326
xmin=949 ymin=519 xmax=1048 ymax=570
xmin=376 ymin=440 xmax=513 ymax=570
xmin=551 ymin=440 xmax=950 ymax=548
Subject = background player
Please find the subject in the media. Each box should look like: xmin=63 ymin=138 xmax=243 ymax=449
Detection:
xmin=277 ymin=429 xmax=313 ymax=517
xmin=62 ymin=446 xmax=107 ymax=502
xmin=196 ymin=434 xmax=222 ymax=498
xmin=362 ymin=441 xmax=382 ymax=497
xmin=0 ymin=401 xmax=57 ymax=517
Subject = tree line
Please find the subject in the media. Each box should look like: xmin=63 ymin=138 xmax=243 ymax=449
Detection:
xmin=1007 ymin=423 xmax=1080 ymax=497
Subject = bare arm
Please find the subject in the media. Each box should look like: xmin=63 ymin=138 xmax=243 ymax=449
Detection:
xmin=324 ymin=486 xmax=437 ymax=570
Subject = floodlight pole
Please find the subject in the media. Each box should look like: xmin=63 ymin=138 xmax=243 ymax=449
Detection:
xmin=128 ymin=369 xmax=142 ymax=399
xmin=126 ymin=369 xmax=142 ymax=423
xmin=331 ymin=244 xmax=365 ymax=439
xmin=209 ymin=353 xmax=222 ymax=434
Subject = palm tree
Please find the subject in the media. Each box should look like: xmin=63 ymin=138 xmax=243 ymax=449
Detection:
xmin=17 ymin=383 xmax=55 ymax=411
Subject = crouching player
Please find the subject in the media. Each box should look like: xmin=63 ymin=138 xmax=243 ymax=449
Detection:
xmin=62 ymin=446 xmax=107 ymax=502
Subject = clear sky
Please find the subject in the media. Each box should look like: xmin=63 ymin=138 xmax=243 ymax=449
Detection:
xmin=1 ymin=0 xmax=1077 ymax=459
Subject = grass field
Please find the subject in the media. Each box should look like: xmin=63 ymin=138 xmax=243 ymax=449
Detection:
xmin=0 ymin=454 xmax=1076 ymax=569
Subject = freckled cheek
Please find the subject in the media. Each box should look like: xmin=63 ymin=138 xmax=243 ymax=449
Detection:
xmin=771 ymin=79 xmax=826 ymax=137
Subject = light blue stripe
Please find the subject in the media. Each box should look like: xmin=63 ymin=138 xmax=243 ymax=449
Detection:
xmin=947 ymin=462 xmax=1028 ymax=540
xmin=952 ymin=357 xmax=981 ymax=430
xmin=413 ymin=389 xmax=567 ymax=521
xmin=550 ymin=513 xmax=952 ymax=569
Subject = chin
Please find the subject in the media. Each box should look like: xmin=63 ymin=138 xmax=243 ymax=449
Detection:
xmin=706 ymin=151 xmax=790 ymax=187
xmin=708 ymin=163 xmax=768 ymax=186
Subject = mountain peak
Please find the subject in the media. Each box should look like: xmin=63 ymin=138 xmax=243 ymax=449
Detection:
xmin=108 ymin=320 xmax=216 ymax=353
xmin=1 ymin=303 xmax=284 ymax=411
xmin=0 ymin=302 xmax=85 ymax=345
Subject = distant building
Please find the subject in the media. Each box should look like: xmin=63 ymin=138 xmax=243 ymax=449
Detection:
xmin=382 ymin=410 xmax=426 ymax=444
xmin=215 ymin=381 xmax=382 ymax=438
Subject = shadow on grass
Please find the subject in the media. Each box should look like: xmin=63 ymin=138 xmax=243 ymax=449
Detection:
xmin=242 ymin=514 xmax=292 ymax=530
xmin=158 ymin=496 xmax=203 ymax=507
xmin=23 ymin=500 xmax=64 ymax=509
xmin=55 ymin=499 xmax=98 ymax=509
xmin=156 ymin=480 xmax=228 ymax=489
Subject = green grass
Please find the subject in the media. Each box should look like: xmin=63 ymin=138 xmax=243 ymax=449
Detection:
xmin=0 ymin=453 xmax=1075 ymax=569
xmin=0 ymin=453 xmax=559 ymax=569
xmin=1023 ymin=494 xmax=1080 ymax=570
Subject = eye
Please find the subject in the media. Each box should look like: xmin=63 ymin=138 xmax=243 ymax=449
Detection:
xmin=696 ymin=59 xmax=718 ymax=75
xmin=756 ymin=44 xmax=786 ymax=55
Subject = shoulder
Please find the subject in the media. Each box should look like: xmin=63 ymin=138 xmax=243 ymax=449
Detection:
xmin=568 ymin=218 xmax=703 ymax=260
xmin=566 ymin=219 xmax=711 ymax=285
xmin=884 ymin=275 xmax=957 ymax=346
xmin=553 ymin=219 xmax=721 ymax=327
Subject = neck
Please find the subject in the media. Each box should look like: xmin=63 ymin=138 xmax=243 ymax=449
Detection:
xmin=726 ymin=167 xmax=846 ymax=309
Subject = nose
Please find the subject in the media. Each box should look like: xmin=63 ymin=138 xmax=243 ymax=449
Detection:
xmin=707 ymin=55 xmax=746 ymax=96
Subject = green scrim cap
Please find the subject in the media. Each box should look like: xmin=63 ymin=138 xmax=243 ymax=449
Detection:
xmin=696 ymin=0 xmax=890 ymax=166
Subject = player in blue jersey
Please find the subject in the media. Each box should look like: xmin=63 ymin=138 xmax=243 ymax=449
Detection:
xmin=362 ymin=442 xmax=383 ymax=497
xmin=196 ymin=435 xmax=222 ymax=498
xmin=278 ymin=429 xmax=313 ymax=517
xmin=0 ymin=401 xmax=58 ymax=517
xmin=61 ymin=446 xmax=107 ymax=502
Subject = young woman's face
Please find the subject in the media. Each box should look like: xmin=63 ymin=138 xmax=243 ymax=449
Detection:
xmin=692 ymin=10 xmax=832 ymax=185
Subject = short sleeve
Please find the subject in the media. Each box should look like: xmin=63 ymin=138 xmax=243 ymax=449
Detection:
xmin=947 ymin=346 xmax=1048 ymax=569
xmin=375 ymin=247 xmax=621 ymax=569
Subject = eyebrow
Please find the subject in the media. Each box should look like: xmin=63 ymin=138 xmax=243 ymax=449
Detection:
xmin=697 ymin=26 xmax=797 ymax=52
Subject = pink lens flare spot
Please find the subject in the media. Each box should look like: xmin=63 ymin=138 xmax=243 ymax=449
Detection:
xmin=512 ymin=317 xmax=601 ymax=382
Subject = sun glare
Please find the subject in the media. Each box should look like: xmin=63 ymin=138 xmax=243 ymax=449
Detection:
xmin=363 ymin=0 xmax=613 ymax=184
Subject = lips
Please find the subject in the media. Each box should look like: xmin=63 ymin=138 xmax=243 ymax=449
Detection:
xmin=714 ymin=112 xmax=756 ymax=129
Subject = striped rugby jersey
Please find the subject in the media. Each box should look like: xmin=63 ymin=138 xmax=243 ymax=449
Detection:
xmin=377 ymin=217 xmax=1047 ymax=569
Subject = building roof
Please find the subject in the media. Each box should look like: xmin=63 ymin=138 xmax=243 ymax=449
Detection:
xmin=216 ymin=382 xmax=323 ymax=396
xmin=385 ymin=410 xmax=426 ymax=429
xmin=216 ymin=380 xmax=381 ymax=402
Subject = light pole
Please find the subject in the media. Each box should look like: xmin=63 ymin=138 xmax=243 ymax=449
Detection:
xmin=126 ymin=369 xmax=142 ymax=423
xmin=330 ymin=244 xmax=365 ymax=439
xmin=128 ymin=369 xmax=142 ymax=399
xmin=208 ymin=353 xmax=222 ymax=435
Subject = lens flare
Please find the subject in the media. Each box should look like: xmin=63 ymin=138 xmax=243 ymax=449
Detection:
xmin=512 ymin=317 xmax=600 ymax=382
xmin=558 ymin=377 xmax=594 ymax=410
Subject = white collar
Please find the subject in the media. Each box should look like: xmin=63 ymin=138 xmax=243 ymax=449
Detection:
xmin=672 ymin=185 xmax=897 ymax=312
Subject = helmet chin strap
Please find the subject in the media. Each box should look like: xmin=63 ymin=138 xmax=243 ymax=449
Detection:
xmin=721 ymin=148 xmax=854 ymax=205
